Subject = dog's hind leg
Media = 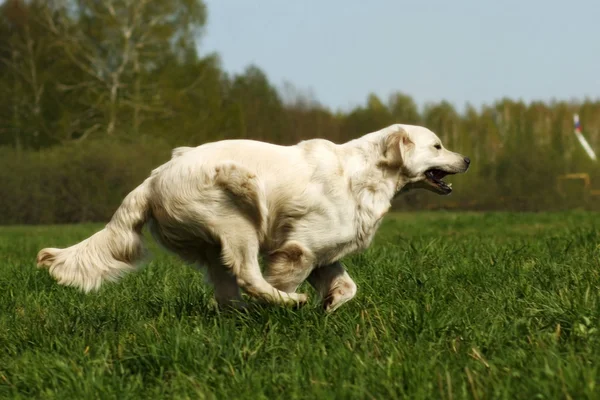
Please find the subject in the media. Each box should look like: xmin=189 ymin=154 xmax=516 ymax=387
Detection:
xmin=204 ymin=250 xmax=246 ymax=310
xmin=307 ymin=262 xmax=357 ymax=313
xmin=209 ymin=162 xmax=307 ymax=306
xmin=206 ymin=265 xmax=246 ymax=310
xmin=221 ymin=235 xmax=308 ymax=307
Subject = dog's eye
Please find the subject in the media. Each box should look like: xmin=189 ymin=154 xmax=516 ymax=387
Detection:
xmin=434 ymin=144 xmax=442 ymax=150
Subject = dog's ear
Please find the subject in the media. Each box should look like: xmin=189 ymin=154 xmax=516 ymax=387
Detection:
xmin=379 ymin=126 xmax=414 ymax=168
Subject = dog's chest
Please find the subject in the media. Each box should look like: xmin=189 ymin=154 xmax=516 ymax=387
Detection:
xmin=350 ymin=204 xmax=388 ymax=252
xmin=313 ymin=205 xmax=387 ymax=265
xmin=290 ymin=164 xmax=394 ymax=265
xmin=354 ymin=213 xmax=384 ymax=249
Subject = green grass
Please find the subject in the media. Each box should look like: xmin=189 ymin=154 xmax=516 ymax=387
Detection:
xmin=2 ymin=212 xmax=600 ymax=399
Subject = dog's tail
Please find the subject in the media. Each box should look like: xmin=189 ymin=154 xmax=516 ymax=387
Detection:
xmin=36 ymin=178 xmax=153 ymax=292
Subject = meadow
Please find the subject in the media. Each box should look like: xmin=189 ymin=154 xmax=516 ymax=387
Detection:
xmin=1 ymin=212 xmax=599 ymax=399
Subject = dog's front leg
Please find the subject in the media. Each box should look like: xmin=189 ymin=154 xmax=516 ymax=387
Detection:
xmin=307 ymin=262 xmax=357 ymax=313
xmin=264 ymin=241 xmax=315 ymax=294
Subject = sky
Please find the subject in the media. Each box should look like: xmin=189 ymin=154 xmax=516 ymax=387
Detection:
xmin=200 ymin=0 xmax=600 ymax=112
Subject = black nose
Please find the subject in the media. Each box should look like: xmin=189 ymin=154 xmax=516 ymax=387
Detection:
xmin=464 ymin=157 xmax=471 ymax=165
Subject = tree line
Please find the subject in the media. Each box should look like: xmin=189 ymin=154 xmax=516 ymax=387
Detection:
xmin=1 ymin=0 xmax=599 ymax=224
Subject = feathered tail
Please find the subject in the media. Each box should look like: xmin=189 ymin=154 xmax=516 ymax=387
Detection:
xmin=36 ymin=178 xmax=152 ymax=292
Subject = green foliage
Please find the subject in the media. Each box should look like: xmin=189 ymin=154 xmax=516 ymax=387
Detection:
xmin=1 ymin=0 xmax=600 ymax=223
xmin=2 ymin=212 xmax=600 ymax=398
xmin=0 ymin=138 xmax=171 ymax=224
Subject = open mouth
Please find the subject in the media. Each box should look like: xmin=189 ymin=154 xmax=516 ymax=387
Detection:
xmin=425 ymin=168 xmax=455 ymax=194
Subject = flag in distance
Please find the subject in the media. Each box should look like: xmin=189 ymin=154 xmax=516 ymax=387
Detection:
xmin=573 ymin=114 xmax=597 ymax=161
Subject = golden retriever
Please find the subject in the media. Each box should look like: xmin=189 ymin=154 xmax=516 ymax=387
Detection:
xmin=37 ymin=124 xmax=470 ymax=312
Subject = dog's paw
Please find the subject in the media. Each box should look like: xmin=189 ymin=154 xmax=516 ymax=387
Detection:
xmin=291 ymin=293 xmax=308 ymax=308
xmin=323 ymin=282 xmax=357 ymax=313
xmin=323 ymin=296 xmax=347 ymax=313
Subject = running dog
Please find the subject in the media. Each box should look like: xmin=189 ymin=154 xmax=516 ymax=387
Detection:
xmin=37 ymin=124 xmax=470 ymax=312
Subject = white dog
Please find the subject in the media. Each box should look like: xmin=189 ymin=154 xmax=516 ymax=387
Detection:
xmin=37 ymin=124 xmax=470 ymax=312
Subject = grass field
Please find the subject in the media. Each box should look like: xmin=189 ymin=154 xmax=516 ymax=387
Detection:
xmin=1 ymin=212 xmax=600 ymax=399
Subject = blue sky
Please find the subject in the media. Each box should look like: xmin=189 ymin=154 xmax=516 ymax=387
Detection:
xmin=200 ymin=0 xmax=600 ymax=112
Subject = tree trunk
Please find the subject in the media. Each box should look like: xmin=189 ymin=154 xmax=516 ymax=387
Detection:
xmin=133 ymin=50 xmax=141 ymax=135
xmin=107 ymin=74 xmax=119 ymax=136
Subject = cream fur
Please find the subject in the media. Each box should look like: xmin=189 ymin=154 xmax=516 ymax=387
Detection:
xmin=36 ymin=124 xmax=469 ymax=311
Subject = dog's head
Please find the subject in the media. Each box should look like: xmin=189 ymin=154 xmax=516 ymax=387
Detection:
xmin=381 ymin=124 xmax=470 ymax=195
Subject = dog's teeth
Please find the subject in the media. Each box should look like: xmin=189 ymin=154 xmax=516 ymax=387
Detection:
xmin=448 ymin=183 xmax=452 ymax=188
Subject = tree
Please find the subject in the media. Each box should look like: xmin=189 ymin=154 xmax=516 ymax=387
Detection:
xmin=42 ymin=0 xmax=207 ymax=137
xmin=388 ymin=91 xmax=420 ymax=125
xmin=0 ymin=0 xmax=58 ymax=149
xmin=223 ymin=65 xmax=286 ymax=142
xmin=146 ymin=53 xmax=229 ymax=145
xmin=422 ymin=100 xmax=460 ymax=149
xmin=341 ymin=93 xmax=393 ymax=138
xmin=278 ymin=81 xmax=340 ymax=144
